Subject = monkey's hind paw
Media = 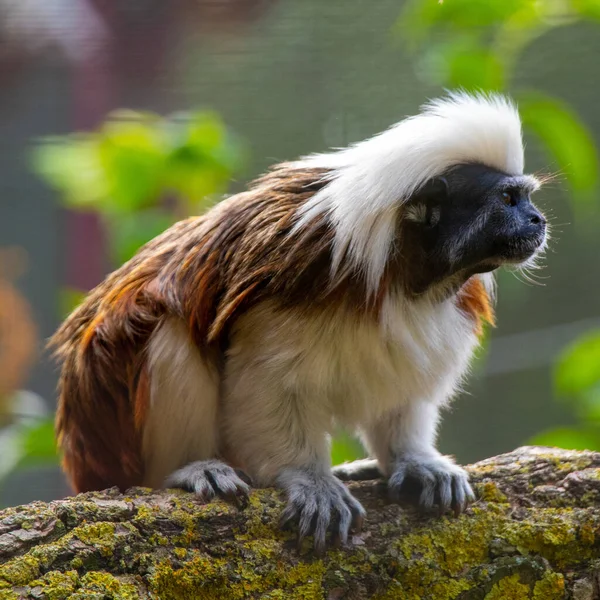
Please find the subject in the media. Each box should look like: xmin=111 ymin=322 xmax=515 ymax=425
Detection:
xmin=332 ymin=458 xmax=382 ymax=481
xmin=388 ymin=453 xmax=475 ymax=516
xmin=277 ymin=469 xmax=366 ymax=554
xmin=164 ymin=460 xmax=251 ymax=509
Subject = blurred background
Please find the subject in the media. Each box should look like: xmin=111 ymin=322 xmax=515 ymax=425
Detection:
xmin=1 ymin=0 xmax=600 ymax=508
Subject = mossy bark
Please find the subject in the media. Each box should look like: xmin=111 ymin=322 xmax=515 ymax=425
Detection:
xmin=0 ymin=446 xmax=599 ymax=599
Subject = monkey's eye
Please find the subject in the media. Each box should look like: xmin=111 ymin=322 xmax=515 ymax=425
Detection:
xmin=502 ymin=191 xmax=517 ymax=207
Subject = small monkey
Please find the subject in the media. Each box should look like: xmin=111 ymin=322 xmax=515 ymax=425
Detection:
xmin=51 ymin=92 xmax=548 ymax=552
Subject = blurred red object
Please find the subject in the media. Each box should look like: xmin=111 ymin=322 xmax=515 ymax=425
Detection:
xmin=0 ymin=247 xmax=36 ymax=401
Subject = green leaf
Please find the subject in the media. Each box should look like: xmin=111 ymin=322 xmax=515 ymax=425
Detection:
xmin=109 ymin=210 xmax=175 ymax=265
xmin=576 ymin=383 xmax=600 ymax=422
xmin=398 ymin=0 xmax=526 ymax=46
xmin=18 ymin=418 xmax=59 ymax=467
xmin=446 ymin=44 xmax=505 ymax=90
xmin=519 ymin=92 xmax=600 ymax=205
xmin=97 ymin=116 xmax=166 ymax=213
xmin=32 ymin=109 xmax=244 ymax=220
xmin=571 ymin=0 xmax=600 ymax=21
xmin=554 ymin=330 xmax=600 ymax=397
xmin=331 ymin=432 xmax=365 ymax=466
xmin=59 ymin=287 xmax=87 ymax=319
xmin=32 ymin=108 xmax=244 ymax=271
xmin=414 ymin=36 xmax=505 ymax=89
xmin=529 ymin=426 xmax=600 ymax=451
xmin=165 ymin=112 xmax=246 ymax=204
xmin=30 ymin=136 xmax=108 ymax=207
xmin=165 ymin=146 xmax=230 ymax=202
xmin=187 ymin=112 xmax=228 ymax=149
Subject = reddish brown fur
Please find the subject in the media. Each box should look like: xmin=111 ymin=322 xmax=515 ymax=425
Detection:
xmin=456 ymin=276 xmax=495 ymax=336
xmin=51 ymin=164 xmax=493 ymax=493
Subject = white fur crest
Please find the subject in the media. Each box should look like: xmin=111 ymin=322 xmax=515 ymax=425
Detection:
xmin=293 ymin=91 xmax=526 ymax=293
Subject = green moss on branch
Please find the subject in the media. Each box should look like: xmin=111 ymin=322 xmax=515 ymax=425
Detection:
xmin=0 ymin=447 xmax=598 ymax=599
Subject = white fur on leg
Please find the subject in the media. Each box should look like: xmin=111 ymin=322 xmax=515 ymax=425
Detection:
xmin=362 ymin=400 xmax=443 ymax=475
xmin=143 ymin=318 xmax=219 ymax=488
xmin=221 ymin=361 xmax=331 ymax=486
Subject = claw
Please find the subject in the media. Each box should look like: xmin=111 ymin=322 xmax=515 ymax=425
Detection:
xmin=314 ymin=501 xmax=331 ymax=553
xmin=388 ymin=454 xmax=474 ymax=515
xmin=418 ymin=470 xmax=436 ymax=511
xmin=337 ymin=505 xmax=352 ymax=546
xmin=277 ymin=470 xmax=366 ymax=553
xmin=298 ymin=505 xmax=318 ymax=541
xmin=438 ymin=473 xmax=452 ymax=514
xmin=466 ymin=484 xmax=476 ymax=504
xmin=451 ymin=476 xmax=466 ymax=516
xmin=388 ymin=468 xmax=406 ymax=503
xmin=225 ymin=488 xmax=249 ymax=510
xmin=165 ymin=460 xmax=252 ymax=510
xmin=352 ymin=511 xmax=365 ymax=535
xmin=280 ymin=502 xmax=300 ymax=529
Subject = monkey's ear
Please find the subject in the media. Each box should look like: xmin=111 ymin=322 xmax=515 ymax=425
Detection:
xmin=418 ymin=176 xmax=449 ymax=200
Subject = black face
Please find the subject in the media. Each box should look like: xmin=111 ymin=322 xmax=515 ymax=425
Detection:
xmin=402 ymin=163 xmax=547 ymax=293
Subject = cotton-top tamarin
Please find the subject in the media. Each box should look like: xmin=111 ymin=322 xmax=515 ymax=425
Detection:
xmin=51 ymin=92 xmax=548 ymax=552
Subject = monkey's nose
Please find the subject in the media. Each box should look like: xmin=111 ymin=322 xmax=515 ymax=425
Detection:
xmin=526 ymin=209 xmax=546 ymax=228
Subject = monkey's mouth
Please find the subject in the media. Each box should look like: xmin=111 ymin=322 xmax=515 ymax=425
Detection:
xmin=495 ymin=230 xmax=547 ymax=265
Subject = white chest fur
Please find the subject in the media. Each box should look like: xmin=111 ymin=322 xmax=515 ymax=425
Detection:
xmin=227 ymin=295 xmax=480 ymax=429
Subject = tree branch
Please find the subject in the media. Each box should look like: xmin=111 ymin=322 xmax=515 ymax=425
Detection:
xmin=0 ymin=446 xmax=599 ymax=599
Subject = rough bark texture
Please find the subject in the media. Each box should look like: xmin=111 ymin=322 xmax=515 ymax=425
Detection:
xmin=0 ymin=446 xmax=599 ymax=599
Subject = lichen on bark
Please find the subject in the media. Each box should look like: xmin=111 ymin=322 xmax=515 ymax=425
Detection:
xmin=0 ymin=447 xmax=599 ymax=599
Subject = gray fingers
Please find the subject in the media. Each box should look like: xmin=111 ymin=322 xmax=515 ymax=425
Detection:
xmin=164 ymin=459 xmax=251 ymax=509
xmin=388 ymin=454 xmax=475 ymax=515
xmin=277 ymin=469 xmax=365 ymax=554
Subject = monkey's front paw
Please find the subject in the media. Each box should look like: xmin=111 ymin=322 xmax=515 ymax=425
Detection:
xmin=388 ymin=453 xmax=474 ymax=515
xmin=164 ymin=459 xmax=251 ymax=509
xmin=277 ymin=470 xmax=366 ymax=554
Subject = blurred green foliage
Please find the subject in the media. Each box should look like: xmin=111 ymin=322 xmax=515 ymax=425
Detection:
xmin=33 ymin=110 xmax=246 ymax=266
xmin=532 ymin=332 xmax=600 ymax=451
xmin=0 ymin=391 xmax=54 ymax=485
xmin=331 ymin=432 xmax=366 ymax=466
xmin=17 ymin=419 xmax=58 ymax=469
